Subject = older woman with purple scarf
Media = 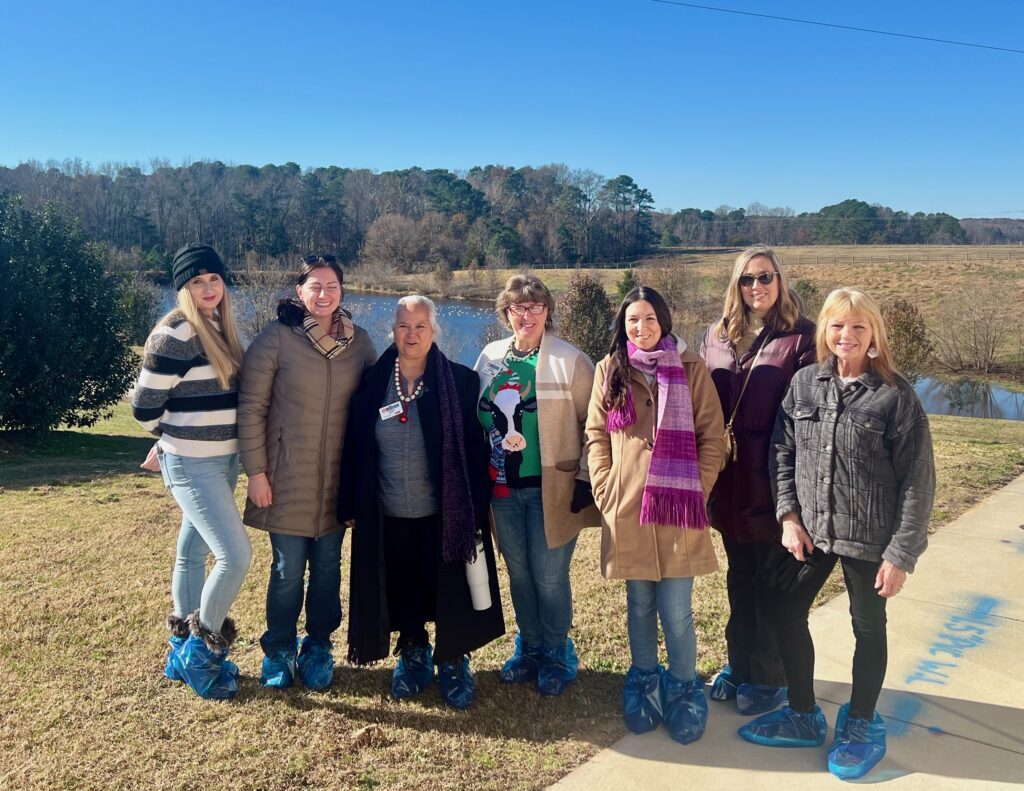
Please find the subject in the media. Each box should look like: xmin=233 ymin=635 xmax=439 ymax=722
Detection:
xmin=586 ymin=287 xmax=726 ymax=744
xmin=339 ymin=296 xmax=504 ymax=709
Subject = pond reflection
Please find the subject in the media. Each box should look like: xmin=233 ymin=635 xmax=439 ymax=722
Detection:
xmin=913 ymin=376 xmax=1024 ymax=421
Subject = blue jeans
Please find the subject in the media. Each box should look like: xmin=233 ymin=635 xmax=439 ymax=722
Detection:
xmin=490 ymin=487 xmax=577 ymax=650
xmin=161 ymin=450 xmax=252 ymax=634
xmin=626 ymin=577 xmax=697 ymax=680
xmin=261 ymin=530 xmax=344 ymax=654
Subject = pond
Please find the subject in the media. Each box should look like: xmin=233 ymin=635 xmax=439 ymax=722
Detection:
xmin=162 ymin=288 xmax=1024 ymax=420
xmin=912 ymin=376 xmax=1024 ymax=421
xmin=162 ymin=287 xmax=498 ymax=367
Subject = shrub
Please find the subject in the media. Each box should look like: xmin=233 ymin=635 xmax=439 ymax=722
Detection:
xmin=881 ymin=298 xmax=932 ymax=383
xmin=616 ymin=268 xmax=639 ymax=303
xmin=0 ymin=196 xmax=137 ymax=433
xmin=119 ymin=271 xmax=164 ymax=345
xmin=556 ymin=271 xmax=613 ymax=363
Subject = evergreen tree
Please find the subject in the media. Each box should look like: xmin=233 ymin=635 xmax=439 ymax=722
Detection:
xmin=557 ymin=272 xmax=613 ymax=363
xmin=0 ymin=196 xmax=137 ymax=432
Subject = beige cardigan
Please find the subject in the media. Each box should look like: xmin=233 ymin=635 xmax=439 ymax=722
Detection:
xmin=474 ymin=332 xmax=599 ymax=548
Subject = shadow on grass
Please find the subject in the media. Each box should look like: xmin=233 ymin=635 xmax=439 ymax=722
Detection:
xmin=237 ymin=665 xmax=625 ymax=746
xmin=0 ymin=431 xmax=156 ymax=489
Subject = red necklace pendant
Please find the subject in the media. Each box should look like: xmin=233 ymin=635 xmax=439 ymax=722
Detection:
xmin=399 ymin=414 xmax=408 ymax=423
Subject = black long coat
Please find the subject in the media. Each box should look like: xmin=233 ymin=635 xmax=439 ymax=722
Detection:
xmin=338 ymin=344 xmax=505 ymax=664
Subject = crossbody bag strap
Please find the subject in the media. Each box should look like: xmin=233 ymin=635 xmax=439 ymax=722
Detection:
xmin=726 ymin=331 xmax=772 ymax=431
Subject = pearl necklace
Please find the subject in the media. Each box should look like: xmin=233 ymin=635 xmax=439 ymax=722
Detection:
xmin=504 ymin=338 xmax=540 ymax=363
xmin=394 ymin=361 xmax=424 ymax=423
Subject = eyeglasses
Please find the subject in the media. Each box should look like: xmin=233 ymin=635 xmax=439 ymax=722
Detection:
xmin=302 ymin=254 xmax=338 ymax=265
xmin=739 ymin=272 xmax=777 ymax=288
xmin=507 ymin=303 xmax=547 ymax=316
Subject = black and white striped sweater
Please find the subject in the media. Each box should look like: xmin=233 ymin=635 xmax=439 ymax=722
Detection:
xmin=131 ymin=315 xmax=239 ymax=457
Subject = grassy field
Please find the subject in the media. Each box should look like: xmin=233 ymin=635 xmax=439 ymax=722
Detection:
xmin=345 ymin=244 xmax=1024 ymax=377
xmin=1 ymin=404 xmax=1023 ymax=790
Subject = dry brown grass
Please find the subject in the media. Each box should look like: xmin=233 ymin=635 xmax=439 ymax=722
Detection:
xmin=1 ymin=405 xmax=1022 ymax=790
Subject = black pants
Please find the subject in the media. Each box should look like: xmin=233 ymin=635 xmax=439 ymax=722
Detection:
xmin=382 ymin=513 xmax=439 ymax=652
xmin=722 ymin=535 xmax=786 ymax=686
xmin=763 ymin=549 xmax=887 ymax=719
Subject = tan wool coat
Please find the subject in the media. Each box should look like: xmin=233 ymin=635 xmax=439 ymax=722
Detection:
xmin=238 ymin=320 xmax=376 ymax=538
xmin=586 ymin=344 xmax=726 ymax=580
xmin=474 ymin=332 xmax=599 ymax=548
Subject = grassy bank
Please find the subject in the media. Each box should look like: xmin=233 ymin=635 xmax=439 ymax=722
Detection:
xmin=1 ymin=405 xmax=1022 ymax=790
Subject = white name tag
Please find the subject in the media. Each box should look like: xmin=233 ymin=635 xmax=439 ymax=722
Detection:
xmin=483 ymin=361 xmax=503 ymax=379
xmin=379 ymin=401 xmax=404 ymax=421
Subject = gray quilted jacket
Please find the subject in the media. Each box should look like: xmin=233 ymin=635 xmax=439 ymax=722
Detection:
xmin=770 ymin=359 xmax=935 ymax=572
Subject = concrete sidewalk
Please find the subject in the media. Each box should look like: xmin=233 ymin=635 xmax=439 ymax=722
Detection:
xmin=552 ymin=474 xmax=1024 ymax=789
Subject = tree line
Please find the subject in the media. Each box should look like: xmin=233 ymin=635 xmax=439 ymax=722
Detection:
xmin=0 ymin=161 xmax=1001 ymax=279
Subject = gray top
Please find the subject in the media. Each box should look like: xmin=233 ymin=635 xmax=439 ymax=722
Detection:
xmin=375 ymin=372 xmax=437 ymax=519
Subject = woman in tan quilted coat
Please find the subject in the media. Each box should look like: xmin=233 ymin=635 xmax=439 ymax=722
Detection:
xmin=238 ymin=254 xmax=376 ymax=690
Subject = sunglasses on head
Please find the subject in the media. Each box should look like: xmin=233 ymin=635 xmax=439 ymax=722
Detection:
xmin=739 ymin=272 xmax=777 ymax=288
xmin=302 ymin=254 xmax=338 ymax=265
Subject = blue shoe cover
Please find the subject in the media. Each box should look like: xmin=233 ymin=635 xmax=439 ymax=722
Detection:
xmin=438 ymin=655 xmax=476 ymax=710
xmin=738 ymin=705 xmax=827 ymax=747
xmin=828 ymin=702 xmax=852 ymax=752
xmin=165 ymin=635 xmax=186 ymax=681
xmin=709 ymin=664 xmax=748 ymax=702
xmin=392 ymin=644 xmax=434 ymax=700
xmin=261 ymin=642 xmax=298 ymax=689
xmin=828 ymin=711 xmax=886 ymax=780
xmin=171 ymin=634 xmax=238 ymax=700
xmin=297 ymin=636 xmax=335 ymax=690
xmin=537 ymin=637 xmax=579 ymax=696
xmin=500 ymin=634 xmax=541 ymax=684
xmin=624 ymin=665 xmax=663 ymax=734
xmin=661 ymin=671 xmax=709 ymax=744
xmin=736 ymin=683 xmax=788 ymax=715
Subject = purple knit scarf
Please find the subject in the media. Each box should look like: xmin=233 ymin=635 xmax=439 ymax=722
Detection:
xmin=434 ymin=349 xmax=478 ymax=563
xmin=606 ymin=336 xmax=707 ymax=530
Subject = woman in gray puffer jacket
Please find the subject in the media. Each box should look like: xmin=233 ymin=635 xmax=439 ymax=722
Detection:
xmin=738 ymin=288 xmax=934 ymax=782
xmin=238 ymin=255 xmax=376 ymax=691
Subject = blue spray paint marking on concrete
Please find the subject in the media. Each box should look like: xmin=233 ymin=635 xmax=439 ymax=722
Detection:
xmin=887 ymin=695 xmax=922 ymax=736
xmin=888 ymin=595 xmax=1005 ymax=738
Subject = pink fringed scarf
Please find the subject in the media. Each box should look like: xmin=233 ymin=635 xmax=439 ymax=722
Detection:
xmin=606 ymin=336 xmax=707 ymax=530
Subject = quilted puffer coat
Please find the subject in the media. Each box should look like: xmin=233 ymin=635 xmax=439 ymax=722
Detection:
xmin=238 ymin=320 xmax=376 ymax=537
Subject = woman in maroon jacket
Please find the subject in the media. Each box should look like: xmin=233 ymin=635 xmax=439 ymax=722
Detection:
xmin=700 ymin=245 xmax=815 ymax=715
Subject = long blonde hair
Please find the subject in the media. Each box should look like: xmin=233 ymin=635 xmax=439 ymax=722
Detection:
xmin=157 ymin=286 xmax=244 ymax=389
xmin=716 ymin=245 xmax=803 ymax=345
xmin=815 ymin=288 xmax=897 ymax=386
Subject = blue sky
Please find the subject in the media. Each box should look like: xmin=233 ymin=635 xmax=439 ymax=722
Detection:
xmin=1 ymin=0 xmax=1021 ymax=217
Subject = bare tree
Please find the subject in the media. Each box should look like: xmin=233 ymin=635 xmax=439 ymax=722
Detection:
xmin=233 ymin=255 xmax=293 ymax=341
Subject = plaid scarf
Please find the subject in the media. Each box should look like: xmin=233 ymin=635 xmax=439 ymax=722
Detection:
xmin=432 ymin=348 xmax=478 ymax=563
xmin=606 ymin=336 xmax=707 ymax=530
xmin=300 ymin=305 xmax=354 ymax=359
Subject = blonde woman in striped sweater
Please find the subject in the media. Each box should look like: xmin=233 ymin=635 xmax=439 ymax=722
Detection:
xmin=132 ymin=244 xmax=251 ymax=700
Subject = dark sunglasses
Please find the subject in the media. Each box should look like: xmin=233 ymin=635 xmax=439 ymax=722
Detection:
xmin=739 ymin=272 xmax=777 ymax=288
xmin=302 ymin=254 xmax=338 ymax=265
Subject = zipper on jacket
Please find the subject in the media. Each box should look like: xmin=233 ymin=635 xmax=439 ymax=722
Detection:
xmin=313 ymin=355 xmax=332 ymax=539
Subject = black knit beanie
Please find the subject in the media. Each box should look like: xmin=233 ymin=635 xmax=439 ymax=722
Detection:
xmin=171 ymin=244 xmax=231 ymax=291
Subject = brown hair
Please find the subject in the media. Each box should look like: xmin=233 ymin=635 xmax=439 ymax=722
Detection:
xmin=495 ymin=274 xmax=555 ymax=329
xmin=604 ymin=287 xmax=673 ymax=412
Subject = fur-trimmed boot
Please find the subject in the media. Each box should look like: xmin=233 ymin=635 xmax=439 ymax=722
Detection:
xmin=170 ymin=611 xmax=239 ymax=700
xmin=164 ymin=614 xmax=191 ymax=681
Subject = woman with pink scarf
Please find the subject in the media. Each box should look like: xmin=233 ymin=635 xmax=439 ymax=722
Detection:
xmin=586 ymin=287 xmax=726 ymax=744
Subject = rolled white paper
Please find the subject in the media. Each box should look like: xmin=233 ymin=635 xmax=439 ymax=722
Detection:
xmin=465 ymin=538 xmax=491 ymax=611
